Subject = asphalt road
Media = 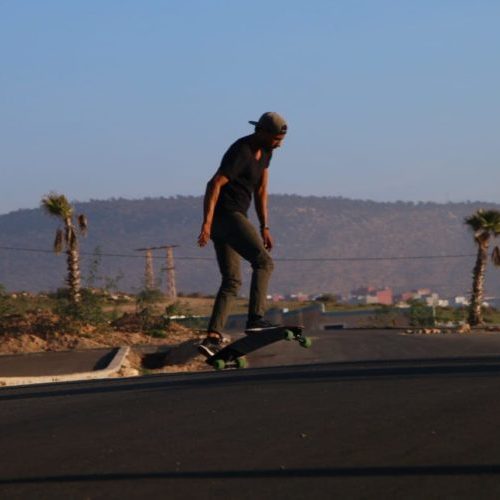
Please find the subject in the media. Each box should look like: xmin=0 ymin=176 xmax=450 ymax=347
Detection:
xmin=0 ymin=348 xmax=118 ymax=377
xmin=3 ymin=329 xmax=500 ymax=499
xmin=243 ymin=327 xmax=500 ymax=367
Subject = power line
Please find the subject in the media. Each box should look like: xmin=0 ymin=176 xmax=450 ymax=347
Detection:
xmin=0 ymin=245 xmax=476 ymax=262
xmin=273 ymin=254 xmax=476 ymax=262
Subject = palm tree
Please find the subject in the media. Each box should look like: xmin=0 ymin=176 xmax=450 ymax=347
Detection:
xmin=464 ymin=209 xmax=500 ymax=326
xmin=41 ymin=193 xmax=88 ymax=304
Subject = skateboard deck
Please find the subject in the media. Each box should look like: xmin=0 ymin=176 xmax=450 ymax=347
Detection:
xmin=206 ymin=326 xmax=312 ymax=370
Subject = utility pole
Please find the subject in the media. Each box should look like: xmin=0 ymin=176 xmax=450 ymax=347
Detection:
xmin=136 ymin=244 xmax=179 ymax=298
xmin=135 ymin=247 xmax=155 ymax=290
xmin=164 ymin=245 xmax=178 ymax=300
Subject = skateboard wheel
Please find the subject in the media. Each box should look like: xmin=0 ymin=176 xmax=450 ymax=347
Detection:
xmin=213 ymin=359 xmax=226 ymax=370
xmin=235 ymin=357 xmax=248 ymax=369
xmin=299 ymin=337 xmax=312 ymax=348
xmin=284 ymin=329 xmax=295 ymax=341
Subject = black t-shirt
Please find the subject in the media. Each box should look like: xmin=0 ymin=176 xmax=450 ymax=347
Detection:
xmin=215 ymin=135 xmax=272 ymax=215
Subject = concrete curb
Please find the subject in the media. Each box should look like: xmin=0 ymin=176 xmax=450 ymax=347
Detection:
xmin=0 ymin=346 xmax=130 ymax=388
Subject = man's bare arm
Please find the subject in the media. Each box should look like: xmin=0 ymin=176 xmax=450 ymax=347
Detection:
xmin=198 ymin=172 xmax=230 ymax=247
xmin=254 ymin=169 xmax=273 ymax=250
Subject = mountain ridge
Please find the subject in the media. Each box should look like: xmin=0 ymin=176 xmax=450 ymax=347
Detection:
xmin=0 ymin=195 xmax=499 ymax=298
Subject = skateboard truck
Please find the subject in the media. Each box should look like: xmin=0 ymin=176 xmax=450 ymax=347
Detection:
xmin=211 ymin=357 xmax=248 ymax=371
xmin=283 ymin=328 xmax=312 ymax=348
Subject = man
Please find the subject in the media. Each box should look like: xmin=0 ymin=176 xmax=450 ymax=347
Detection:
xmin=197 ymin=111 xmax=287 ymax=353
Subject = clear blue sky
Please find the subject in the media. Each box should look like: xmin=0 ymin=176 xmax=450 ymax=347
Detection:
xmin=1 ymin=0 xmax=499 ymax=214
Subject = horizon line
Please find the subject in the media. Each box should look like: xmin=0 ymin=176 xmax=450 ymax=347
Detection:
xmin=2 ymin=194 xmax=500 ymax=216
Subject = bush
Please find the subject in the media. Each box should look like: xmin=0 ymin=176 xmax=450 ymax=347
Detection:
xmin=164 ymin=301 xmax=190 ymax=317
xmin=48 ymin=288 xmax=72 ymax=300
xmin=53 ymin=289 xmax=107 ymax=326
xmin=408 ymin=300 xmax=434 ymax=327
xmin=0 ymin=294 xmax=13 ymax=317
xmin=147 ymin=328 xmax=167 ymax=339
xmin=136 ymin=289 xmax=165 ymax=304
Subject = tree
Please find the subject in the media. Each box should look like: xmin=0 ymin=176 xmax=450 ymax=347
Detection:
xmin=41 ymin=193 xmax=88 ymax=304
xmin=464 ymin=209 xmax=500 ymax=325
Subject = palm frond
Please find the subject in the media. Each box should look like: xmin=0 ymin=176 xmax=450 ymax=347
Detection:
xmin=492 ymin=246 xmax=500 ymax=267
xmin=41 ymin=192 xmax=73 ymax=219
xmin=465 ymin=209 xmax=500 ymax=240
xmin=465 ymin=210 xmax=487 ymax=232
xmin=53 ymin=228 xmax=64 ymax=254
xmin=77 ymin=214 xmax=88 ymax=235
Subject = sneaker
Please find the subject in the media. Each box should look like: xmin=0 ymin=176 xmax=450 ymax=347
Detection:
xmin=197 ymin=332 xmax=228 ymax=358
xmin=198 ymin=343 xmax=218 ymax=358
xmin=245 ymin=318 xmax=283 ymax=333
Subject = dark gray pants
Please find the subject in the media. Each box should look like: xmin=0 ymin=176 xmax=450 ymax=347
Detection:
xmin=207 ymin=211 xmax=274 ymax=333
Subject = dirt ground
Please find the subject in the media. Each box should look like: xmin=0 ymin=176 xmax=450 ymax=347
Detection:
xmin=0 ymin=313 xmax=211 ymax=376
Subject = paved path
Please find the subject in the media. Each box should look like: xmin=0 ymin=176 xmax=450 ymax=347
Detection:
xmin=243 ymin=328 xmax=500 ymax=367
xmin=2 ymin=330 xmax=500 ymax=498
xmin=0 ymin=348 xmax=118 ymax=377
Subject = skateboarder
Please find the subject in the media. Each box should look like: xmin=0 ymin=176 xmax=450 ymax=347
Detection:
xmin=197 ymin=112 xmax=288 ymax=354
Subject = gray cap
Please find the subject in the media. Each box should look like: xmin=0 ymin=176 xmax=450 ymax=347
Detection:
xmin=249 ymin=112 xmax=288 ymax=135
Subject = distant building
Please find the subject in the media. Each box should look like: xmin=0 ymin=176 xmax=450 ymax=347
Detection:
xmin=269 ymin=293 xmax=285 ymax=302
xmin=350 ymin=286 xmax=377 ymax=296
xmin=400 ymin=291 xmax=416 ymax=302
xmin=287 ymin=293 xmax=310 ymax=302
xmin=349 ymin=287 xmax=393 ymax=306
xmin=423 ymin=293 xmax=440 ymax=307
xmin=397 ymin=289 xmax=446 ymax=307
xmin=375 ymin=288 xmax=393 ymax=306
xmin=452 ymin=296 xmax=469 ymax=307
xmin=485 ymin=296 xmax=500 ymax=309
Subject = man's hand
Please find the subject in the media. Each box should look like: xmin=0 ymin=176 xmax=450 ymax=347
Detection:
xmin=198 ymin=223 xmax=211 ymax=247
xmin=261 ymin=227 xmax=273 ymax=251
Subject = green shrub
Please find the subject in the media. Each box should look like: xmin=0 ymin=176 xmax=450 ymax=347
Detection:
xmin=136 ymin=289 xmax=164 ymax=304
xmin=0 ymin=293 xmax=12 ymax=317
xmin=408 ymin=299 xmax=434 ymax=327
xmin=147 ymin=329 xmax=167 ymax=339
xmin=53 ymin=289 xmax=107 ymax=326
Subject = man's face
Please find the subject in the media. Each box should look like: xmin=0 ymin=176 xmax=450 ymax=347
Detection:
xmin=257 ymin=130 xmax=286 ymax=150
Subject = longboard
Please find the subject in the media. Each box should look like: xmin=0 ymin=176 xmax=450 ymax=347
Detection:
xmin=206 ymin=326 xmax=312 ymax=370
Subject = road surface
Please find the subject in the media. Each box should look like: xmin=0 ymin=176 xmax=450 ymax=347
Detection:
xmin=2 ymin=329 xmax=500 ymax=499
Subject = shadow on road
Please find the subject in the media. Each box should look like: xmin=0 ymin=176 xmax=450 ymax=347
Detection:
xmin=3 ymin=465 xmax=500 ymax=485
xmin=3 ymin=356 xmax=500 ymax=402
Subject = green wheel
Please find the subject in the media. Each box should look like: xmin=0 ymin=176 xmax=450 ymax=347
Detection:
xmin=213 ymin=359 xmax=226 ymax=370
xmin=235 ymin=357 xmax=248 ymax=369
xmin=284 ymin=329 xmax=295 ymax=341
xmin=299 ymin=337 xmax=312 ymax=348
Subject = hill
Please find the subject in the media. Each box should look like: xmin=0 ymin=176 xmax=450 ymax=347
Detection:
xmin=0 ymin=195 xmax=499 ymax=299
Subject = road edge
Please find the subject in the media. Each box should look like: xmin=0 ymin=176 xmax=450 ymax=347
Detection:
xmin=0 ymin=346 xmax=130 ymax=387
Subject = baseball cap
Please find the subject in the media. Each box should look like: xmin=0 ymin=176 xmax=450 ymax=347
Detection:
xmin=249 ymin=112 xmax=288 ymax=135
